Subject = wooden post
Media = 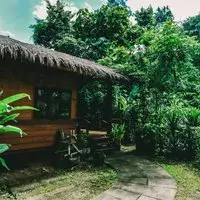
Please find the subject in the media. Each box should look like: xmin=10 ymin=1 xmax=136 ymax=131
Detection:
xmin=71 ymin=89 xmax=78 ymax=119
xmin=104 ymin=81 xmax=113 ymax=134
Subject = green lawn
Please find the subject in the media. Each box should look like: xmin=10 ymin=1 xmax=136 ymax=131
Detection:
xmin=154 ymin=158 xmax=200 ymax=200
xmin=0 ymin=164 xmax=117 ymax=200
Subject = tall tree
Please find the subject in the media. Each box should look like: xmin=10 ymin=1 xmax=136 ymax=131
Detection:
xmin=30 ymin=1 xmax=73 ymax=48
xmin=73 ymin=5 xmax=132 ymax=43
xmin=155 ymin=6 xmax=174 ymax=24
xmin=31 ymin=2 xmax=134 ymax=59
xmin=183 ymin=13 xmax=200 ymax=41
xmin=134 ymin=6 xmax=154 ymax=28
xmin=56 ymin=4 xmax=134 ymax=60
xmin=108 ymin=0 xmax=128 ymax=7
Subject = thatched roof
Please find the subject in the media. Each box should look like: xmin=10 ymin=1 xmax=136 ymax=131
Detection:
xmin=0 ymin=35 xmax=126 ymax=82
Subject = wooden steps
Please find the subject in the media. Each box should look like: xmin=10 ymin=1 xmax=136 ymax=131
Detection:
xmin=89 ymin=134 xmax=116 ymax=154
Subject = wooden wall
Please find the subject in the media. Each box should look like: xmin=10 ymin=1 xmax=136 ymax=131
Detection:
xmin=0 ymin=63 xmax=82 ymax=151
xmin=0 ymin=122 xmax=76 ymax=151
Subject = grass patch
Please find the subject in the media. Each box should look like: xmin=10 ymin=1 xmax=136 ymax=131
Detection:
xmin=154 ymin=158 xmax=200 ymax=200
xmin=13 ymin=164 xmax=117 ymax=200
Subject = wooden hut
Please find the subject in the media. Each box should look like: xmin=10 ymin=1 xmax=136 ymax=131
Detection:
xmin=0 ymin=35 xmax=126 ymax=152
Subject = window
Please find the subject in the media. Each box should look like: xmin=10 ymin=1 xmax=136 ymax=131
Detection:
xmin=35 ymin=87 xmax=72 ymax=120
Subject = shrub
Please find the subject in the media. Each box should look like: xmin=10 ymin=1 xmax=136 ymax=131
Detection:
xmin=155 ymin=105 xmax=200 ymax=160
xmin=111 ymin=123 xmax=125 ymax=144
xmin=135 ymin=97 xmax=200 ymax=160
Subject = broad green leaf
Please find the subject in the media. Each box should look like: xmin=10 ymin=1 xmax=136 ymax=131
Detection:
xmin=0 ymin=125 xmax=23 ymax=136
xmin=2 ymin=93 xmax=31 ymax=104
xmin=0 ymin=157 xmax=9 ymax=170
xmin=0 ymin=113 xmax=20 ymax=124
xmin=0 ymin=102 xmax=13 ymax=114
xmin=12 ymin=106 xmax=39 ymax=112
xmin=0 ymin=144 xmax=10 ymax=153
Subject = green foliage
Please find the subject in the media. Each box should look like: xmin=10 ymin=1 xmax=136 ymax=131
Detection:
xmin=30 ymin=1 xmax=73 ymax=48
xmin=101 ymin=21 xmax=200 ymax=159
xmin=134 ymin=6 xmax=154 ymax=28
xmin=0 ymin=144 xmax=10 ymax=154
xmin=74 ymin=5 xmax=132 ymax=43
xmin=134 ymin=6 xmax=174 ymax=28
xmin=55 ymin=36 xmax=110 ymax=61
xmin=159 ymin=103 xmax=200 ymax=159
xmin=186 ymin=107 xmax=200 ymax=127
xmin=31 ymin=2 xmax=134 ymax=60
xmin=108 ymin=0 xmax=128 ymax=7
xmin=0 ymin=157 xmax=9 ymax=170
xmin=30 ymin=1 xmax=200 ymax=161
xmin=111 ymin=123 xmax=125 ymax=143
xmin=0 ymin=92 xmax=37 ymax=170
xmin=1 ymin=93 xmax=30 ymax=104
xmin=78 ymin=81 xmax=107 ymax=126
xmin=183 ymin=13 xmax=200 ymax=41
xmin=155 ymin=6 xmax=174 ymax=25
xmin=113 ymin=89 xmax=138 ymax=143
xmin=183 ymin=13 xmax=200 ymax=68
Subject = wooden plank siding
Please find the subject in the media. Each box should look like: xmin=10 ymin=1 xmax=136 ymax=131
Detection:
xmin=0 ymin=63 xmax=82 ymax=151
xmin=0 ymin=122 xmax=76 ymax=151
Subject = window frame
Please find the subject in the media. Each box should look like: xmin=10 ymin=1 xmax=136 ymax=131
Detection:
xmin=34 ymin=86 xmax=72 ymax=120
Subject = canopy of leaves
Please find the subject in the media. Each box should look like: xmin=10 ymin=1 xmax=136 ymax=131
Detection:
xmin=30 ymin=1 xmax=73 ymax=48
xmin=73 ymin=5 xmax=132 ymax=43
xmin=155 ymin=6 xmax=174 ymax=25
xmin=134 ymin=6 xmax=154 ymax=28
xmin=134 ymin=6 xmax=174 ymax=28
xmin=183 ymin=13 xmax=200 ymax=41
xmin=31 ymin=2 xmax=133 ymax=60
xmin=108 ymin=0 xmax=128 ymax=7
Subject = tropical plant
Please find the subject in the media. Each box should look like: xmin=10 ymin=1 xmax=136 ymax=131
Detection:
xmin=0 ymin=92 xmax=37 ymax=170
xmin=185 ymin=107 xmax=200 ymax=127
xmin=111 ymin=123 xmax=125 ymax=144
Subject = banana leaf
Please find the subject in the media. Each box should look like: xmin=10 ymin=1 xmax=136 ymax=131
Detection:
xmin=0 ymin=102 xmax=13 ymax=114
xmin=0 ymin=113 xmax=20 ymax=124
xmin=12 ymin=106 xmax=39 ymax=112
xmin=0 ymin=157 xmax=9 ymax=170
xmin=0 ymin=125 xmax=26 ymax=136
xmin=0 ymin=144 xmax=10 ymax=154
xmin=1 ymin=93 xmax=31 ymax=104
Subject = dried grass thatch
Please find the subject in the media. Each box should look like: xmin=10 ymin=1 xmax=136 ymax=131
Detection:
xmin=0 ymin=35 xmax=127 ymax=82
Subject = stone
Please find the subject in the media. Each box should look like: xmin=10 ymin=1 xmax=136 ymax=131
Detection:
xmin=137 ymin=195 xmax=158 ymax=200
xmin=148 ymin=177 xmax=177 ymax=189
xmin=115 ymin=183 xmax=176 ymax=200
xmin=105 ymin=188 xmax=141 ymax=200
xmin=94 ymin=153 xmax=177 ymax=200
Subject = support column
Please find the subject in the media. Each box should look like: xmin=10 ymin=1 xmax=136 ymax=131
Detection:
xmin=104 ymin=81 xmax=113 ymax=134
xmin=71 ymin=88 xmax=78 ymax=119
